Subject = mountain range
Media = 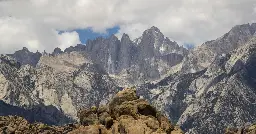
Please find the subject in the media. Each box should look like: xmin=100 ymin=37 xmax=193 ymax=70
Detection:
xmin=1 ymin=23 xmax=256 ymax=134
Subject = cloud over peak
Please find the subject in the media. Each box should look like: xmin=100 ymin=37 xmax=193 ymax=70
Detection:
xmin=0 ymin=0 xmax=256 ymax=53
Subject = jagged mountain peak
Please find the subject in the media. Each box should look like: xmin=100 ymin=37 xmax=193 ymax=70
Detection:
xmin=149 ymin=26 xmax=161 ymax=32
xmin=109 ymin=34 xmax=119 ymax=41
xmin=121 ymin=33 xmax=131 ymax=41
xmin=227 ymin=23 xmax=255 ymax=38
xmin=6 ymin=47 xmax=42 ymax=67
xmin=52 ymin=47 xmax=63 ymax=55
xmin=64 ymin=44 xmax=86 ymax=53
xmin=22 ymin=47 xmax=29 ymax=52
xmin=182 ymin=22 xmax=256 ymax=73
xmin=230 ymin=23 xmax=256 ymax=34
xmin=143 ymin=26 xmax=164 ymax=38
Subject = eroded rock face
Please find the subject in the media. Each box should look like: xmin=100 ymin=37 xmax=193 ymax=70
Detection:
xmin=62 ymin=27 xmax=188 ymax=86
xmin=177 ymin=38 xmax=256 ymax=134
xmin=136 ymin=37 xmax=256 ymax=134
xmin=7 ymin=47 xmax=42 ymax=67
xmin=0 ymin=89 xmax=183 ymax=134
xmin=0 ymin=52 xmax=119 ymax=125
xmin=182 ymin=23 xmax=256 ymax=73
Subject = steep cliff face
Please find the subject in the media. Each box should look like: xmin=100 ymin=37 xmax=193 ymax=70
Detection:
xmin=63 ymin=26 xmax=188 ymax=86
xmin=182 ymin=23 xmax=256 ymax=73
xmin=137 ymin=37 xmax=256 ymax=134
xmin=7 ymin=47 xmax=42 ymax=67
xmin=178 ymin=37 xmax=256 ymax=134
xmin=0 ymin=52 xmax=119 ymax=124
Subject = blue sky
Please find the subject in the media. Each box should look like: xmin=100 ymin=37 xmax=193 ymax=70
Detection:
xmin=59 ymin=26 xmax=120 ymax=44
xmin=184 ymin=43 xmax=195 ymax=49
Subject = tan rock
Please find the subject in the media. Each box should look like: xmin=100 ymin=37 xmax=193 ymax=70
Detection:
xmin=117 ymin=115 xmax=153 ymax=134
xmin=171 ymin=126 xmax=184 ymax=134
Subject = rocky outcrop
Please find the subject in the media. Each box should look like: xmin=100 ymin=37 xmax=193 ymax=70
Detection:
xmin=0 ymin=88 xmax=183 ymax=134
xmin=0 ymin=52 xmax=119 ymax=125
xmin=177 ymin=37 xmax=256 ymax=134
xmin=52 ymin=47 xmax=63 ymax=56
xmin=0 ymin=116 xmax=77 ymax=134
xmin=225 ymin=124 xmax=256 ymax=134
xmin=7 ymin=47 xmax=42 ymax=67
xmin=136 ymin=37 xmax=256 ymax=134
xmin=78 ymin=88 xmax=178 ymax=133
xmin=182 ymin=23 xmax=256 ymax=73
xmin=63 ymin=27 xmax=188 ymax=86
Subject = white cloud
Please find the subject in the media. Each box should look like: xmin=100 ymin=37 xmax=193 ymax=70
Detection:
xmin=0 ymin=0 xmax=256 ymax=53
xmin=0 ymin=17 xmax=80 ymax=54
xmin=57 ymin=31 xmax=81 ymax=51
xmin=116 ymin=23 xmax=149 ymax=40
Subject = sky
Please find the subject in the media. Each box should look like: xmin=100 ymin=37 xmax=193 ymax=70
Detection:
xmin=0 ymin=0 xmax=256 ymax=54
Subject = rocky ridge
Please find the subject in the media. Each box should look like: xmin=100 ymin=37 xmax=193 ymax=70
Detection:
xmin=182 ymin=23 xmax=256 ymax=73
xmin=136 ymin=36 xmax=256 ymax=134
xmin=1 ymin=23 xmax=256 ymax=134
xmin=10 ymin=26 xmax=188 ymax=86
xmin=7 ymin=47 xmax=42 ymax=67
xmin=0 ymin=88 xmax=183 ymax=134
xmin=0 ymin=52 xmax=119 ymax=124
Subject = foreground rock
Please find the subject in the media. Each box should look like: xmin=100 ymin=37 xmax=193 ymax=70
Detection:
xmin=0 ymin=116 xmax=77 ymax=134
xmin=0 ymin=88 xmax=183 ymax=134
xmin=225 ymin=124 xmax=256 ymax=134
xmin=78 ymin=88 xmax=183 ymax=134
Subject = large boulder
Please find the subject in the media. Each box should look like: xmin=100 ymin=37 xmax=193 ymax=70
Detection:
xmin=77 ymin=88 xmax=183 ymax=134
xmin=109 ymin=88 xmax=156 ymax=119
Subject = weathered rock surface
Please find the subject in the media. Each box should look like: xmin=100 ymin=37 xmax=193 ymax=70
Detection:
xmin=2 ymin=23 xmax=256 ymax=134
xmin=182 ymin=23 xmax=256 ymax=73
xmin=0 ymin=116 xmax=77 ymax=134
xmin=0 ymin=52 xmax=119 ymax=125
xmin=7 ymin=47 xmax=42 ymax=67
xmin=0 ymin=88 xmax=183 ymax=134
xmin=137 ymin=37 xmax=256 ymax=134
xmin=78 ymin=88 xmax=177 ymax=133
xmin=225 ymin=124 xmax=256 ymax=134
xmin=64 ymin=26 xmax=188 ymax=86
